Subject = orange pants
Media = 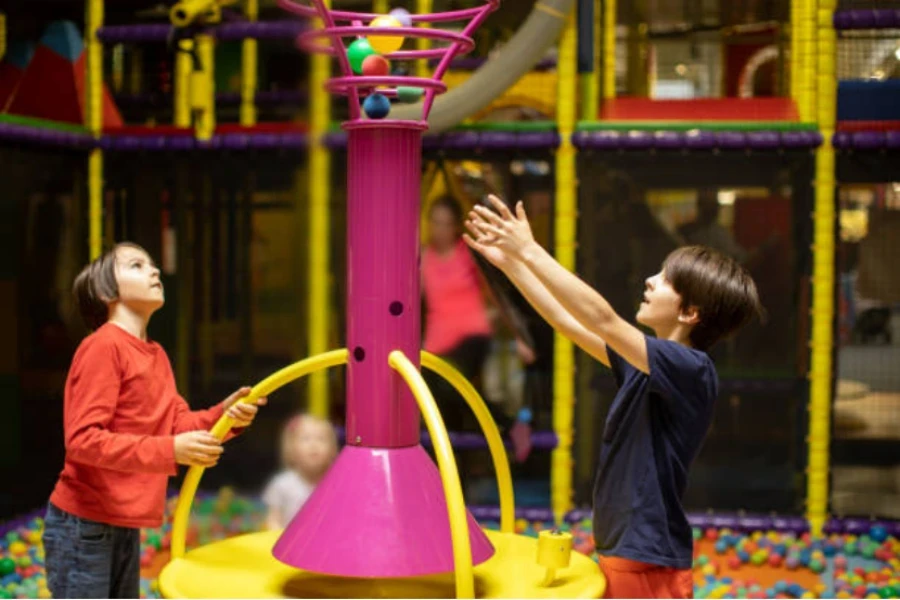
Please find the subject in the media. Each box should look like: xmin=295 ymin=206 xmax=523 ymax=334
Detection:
xmin=599 ymin=556 xmax=694 ymax=599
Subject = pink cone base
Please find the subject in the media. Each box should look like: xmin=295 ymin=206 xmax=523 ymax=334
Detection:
xmin=273 ymin=445 xmax=495 ymax=578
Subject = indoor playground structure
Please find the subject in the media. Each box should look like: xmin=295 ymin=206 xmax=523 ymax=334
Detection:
xmin=1 ymin=0 xmax=900 ymax=598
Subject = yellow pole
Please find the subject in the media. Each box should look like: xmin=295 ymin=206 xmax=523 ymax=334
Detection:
xmin=807 ymin=0 xmax=835 ymax=538
xmin=602 ymin=0 xmax=616 ymax=101
xmin=797 ymin=0 xmax=816 ymax=121
xmin=416 ymin=0 xmax=433 ymax=79
xmin=307 ymin=0 xmax=332 ymax=417
xmin=790 ymin=0 xmax=798 ymax=101
xmin=193 ymin=33 xmax=216 ymax=140
xmin=0 ymin=12 xmax=7 ymax=62
xmin=240 ymin=0 xmax=258 ymax=127
xmin=175 ymin=39 xmax=193 ymax=127
xmin=552 ymin=6 xmax=578 ymax=525
xmin=580 ymin=0 xmax=602 ymax=119
xmin=86 ymin=0 xmax=104 ymax=259
xmin=373 ymin=0 xmax=389 ymax=14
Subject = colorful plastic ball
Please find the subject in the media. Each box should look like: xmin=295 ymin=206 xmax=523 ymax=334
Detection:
xmin=870 ymin=526 xmax=888 ymax=543
xmin=367 ymin=15 xmax=405 ymax=54
xmin=0 ymin=560 xmax=13 ymax=578
xmin=727 ymin=555 xmax=742 ymax=570
xmin=737 ymin=549 xmax=750 ymax=563
xmin=705 ymin=528 xmax=719 ymax=541
xmin=785 ymin=555 xmax=800 ymax=570
xmin=396 ymin=86 xmax=423 ymax=103
xmin=751 ymin=550 xmax=767 ymax=566
xmin=361 ymin=54 xmax=390 ymax=76
xmin=363 ymin=93 xmax=391 ymax=119
xmin=389 ymin=7 xmax=412 ymax=27
xmin=715 ymin=540 xmax=729 ymax=554
xmin=767 ymin=553 xmax=783 ymax=568
xmin=348 ymin=38 xmax=376 ymax=74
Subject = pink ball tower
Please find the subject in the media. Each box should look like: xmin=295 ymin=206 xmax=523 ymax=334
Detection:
xmin=274 ymin=0 xmax=500 ymax=580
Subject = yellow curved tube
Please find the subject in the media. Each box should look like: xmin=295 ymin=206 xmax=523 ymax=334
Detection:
xmin=388 ymin=351 xmax=474 ymax=599
xmin=421 ymin=351 xmax=515 ymax=535
xmin=170 ymin=349 xmax=349 ymax=560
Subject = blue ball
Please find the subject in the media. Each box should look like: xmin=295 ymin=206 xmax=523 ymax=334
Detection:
xmin=787 ymin=583 xmax=805 ymax=597
xmin=715 ymin=540 xmax=728 ymax=554
xmin=737 ymin=549 xmax=750 ymax=562
xmin=799 ymin=549 xmax=812 ymax=565
xmin=363 ymin=93 xmax=391 ymax=119
xmin=870 ymin=525 xmax=888 ymax=543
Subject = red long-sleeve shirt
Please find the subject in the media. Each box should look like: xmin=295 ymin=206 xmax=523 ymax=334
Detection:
xmin=50 ymin=323 xmax=227 ymax=528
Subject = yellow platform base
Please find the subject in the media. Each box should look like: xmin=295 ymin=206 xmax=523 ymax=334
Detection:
xmin=159 ymin=529 xmax=606 ymax=598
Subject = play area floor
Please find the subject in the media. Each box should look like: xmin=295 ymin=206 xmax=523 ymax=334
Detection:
xmin=1 ymin=490 xmax=898 ymax=599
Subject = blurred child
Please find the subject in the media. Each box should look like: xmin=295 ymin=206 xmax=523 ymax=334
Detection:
xmin=43 ymin=242 xmax=266 ymax=599
xmin=263 ymin=414 xmax=338 ymax=530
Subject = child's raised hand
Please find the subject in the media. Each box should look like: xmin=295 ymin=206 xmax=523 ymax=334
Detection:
xmin=222 ymin=387 xmax=268 ymax=428
xmin=463 ymin=219 xmax=512 ymax=271
xmin=471 ymin=195 xmax=536 ymax=259
xmin=174 ymin=431 xmax=223 ymax=467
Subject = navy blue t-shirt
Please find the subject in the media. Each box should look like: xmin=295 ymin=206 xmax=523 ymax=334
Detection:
xmin=593 ymin=336 xmax=718 ymax=569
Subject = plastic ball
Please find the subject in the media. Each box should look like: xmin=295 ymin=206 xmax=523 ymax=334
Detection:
xmin=396 ymin=86 xmax=423 ymax=103
xmin=367 ymin=15 xmax=405 ymax=54
xmin=363 ymin=93 xmax=391 ymax=119
xmin=692 ymin=528 xmax=702 ymax=541
xmin=348 ymin=39 xmax=376 ymax=74
xmin=361 ymin=54 xmax=390 ymax=76
xmin=751 ymin=550 xmax=767 ymax=566
xmin=715 ymin=540 xmax=729 ymax=554
xmin=388 ymin=7 xmax=413 ymax=26
xmin=705 ymin=528 xmax=719 ymax=541
xmin=727 ymin=555 xmax=742 ymax=570
xmin=767 ymin=553 xmax=783 ymax=567
xmin=0 ymin=561 xmax=13 ymax=578
xmin=701 ymin=563 xmax=718 ymax=577
xmin=785 ymin=556 xmax=800 ymax=570
xmin=7 ymin=544 xmax=25 ymax=557
xmin=809 ymin=558 xmax=825 ymax=573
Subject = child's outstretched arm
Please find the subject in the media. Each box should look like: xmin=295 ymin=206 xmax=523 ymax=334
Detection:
xmin=464 ymin=230 xmax=609 ymax=366
xmin=470 ymin=195 xmax=649 ymax=374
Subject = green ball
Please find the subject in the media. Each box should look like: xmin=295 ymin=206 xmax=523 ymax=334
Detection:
xmin=16 ymin=556 xmax=31 ymax=568
xmin=878 ymin=587 xmax=894 ymax=599
xmin=696 ymin=555 xmax=709 ymax=566
xmin=751 ymin=550 xmax=767 ymax=566
xmin=0 ymin=558 xmax=15 ymax=577
xmin=809 ymin=559 xmax=825 ymax=573
xmin=396 ymin=86 xmax=423 ymax=103
xmin=348 ymin=39 xmax=376 ymax=74
xmin=0 ymin=589 xmax=11 ymax=599
xmin=692 ymin=528 xmax=702 ymax=541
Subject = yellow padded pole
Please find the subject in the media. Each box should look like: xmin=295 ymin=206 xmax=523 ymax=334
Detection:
xmin=86 ymin=0 xmax=104 ymax=259
xmin=806 ymin=0 xmax=836 ymax=538
xmin=307 ymin=0 xmax=333 ymax=417
xmin=240 ymin=0 xmax=258 ymax=126
xmin=552 ymin=6 xmax=578 ymax=525
xmin=602 ymin=0 xmax=616 ymax=100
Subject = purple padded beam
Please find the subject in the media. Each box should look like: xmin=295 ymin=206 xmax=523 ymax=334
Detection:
xmin=834 ymin=130 xmax=900 ymax=150
xmin=0 ymin=122 xmax=94 ymax=149
xmin=833 ymin=9 xmax=900 ymax=30
xmin=334 ymin=426 xmax=559 ymax=450
xmin=322 ymin=130 xmax=560 ymax=151
xmin=97 ymin=21 xmax=304 ymax=43
xmin=573 ymin=130 xmax=822 ymax=150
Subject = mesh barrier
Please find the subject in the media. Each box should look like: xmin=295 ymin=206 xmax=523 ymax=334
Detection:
xmin=837 ymin=0 xmax=900 ymax=10
xmin=573 ymin=149 xmax=814 ymax=512
xmin=833 ymin=168 xmax=900 ymax=518
xmin=837 ymin=29 xmax=900 ymax=81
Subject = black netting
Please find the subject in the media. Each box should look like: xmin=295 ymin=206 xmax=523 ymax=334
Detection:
xmin=837 ymin=0 xmax=900 ymax=10
xmin=573 ymin=149 xmax=814 ymax=513
xmin=838 ymin=29 xmax=900 ymax=81
xmin=832 ymin=150 xmax=900 ymax=519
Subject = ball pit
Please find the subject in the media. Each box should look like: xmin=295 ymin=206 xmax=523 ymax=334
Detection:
xmin=1 ymin=492 xmax=899 ymax=599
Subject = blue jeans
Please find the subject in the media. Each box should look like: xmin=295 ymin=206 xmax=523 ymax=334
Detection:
xmin=42 ymin=503 xmax=140 ymax=599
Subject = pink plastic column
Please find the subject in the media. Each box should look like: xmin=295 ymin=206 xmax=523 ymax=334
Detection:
xmin=344 ymin=122 xmax=427 ymax=448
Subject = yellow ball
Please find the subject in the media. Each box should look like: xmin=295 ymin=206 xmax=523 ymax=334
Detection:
xmin=368 ymin=15 xmax=404 ymax=54
xmin=9 ymin=541 xmax=27 ymax=555
xmin=38 ymin=589 xmax=52 ymax=599
xmin=801 ymin=593 xmax=815 ymax=599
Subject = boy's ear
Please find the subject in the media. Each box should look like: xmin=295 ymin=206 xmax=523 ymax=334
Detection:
xmin=678 ymin=306 xmax=700 ymax=326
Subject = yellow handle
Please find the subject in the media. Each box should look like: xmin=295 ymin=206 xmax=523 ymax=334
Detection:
xmin=169 ymin=349 xmax=349 ymax=559
xmin=421 ymin=351 xmax=515 ymax=535
xmin=537 ymin=530 xmax=573 ymax=585
xmin=389 ymin=351 xmax=474 ymax=599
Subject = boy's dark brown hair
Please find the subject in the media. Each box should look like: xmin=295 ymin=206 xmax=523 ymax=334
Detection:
xmin=663 ymin=245 xmax=764 ymax=351
xmin=73 ymin=242 xmax=147 ymax=330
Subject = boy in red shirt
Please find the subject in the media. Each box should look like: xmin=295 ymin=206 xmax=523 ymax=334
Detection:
xmin=466 ymin=196 xmax=762 ymax=599
xmin=43 ymin=242 xmax=267 ymax=599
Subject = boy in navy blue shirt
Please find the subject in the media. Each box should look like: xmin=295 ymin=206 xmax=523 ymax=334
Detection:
xmin=465 ymin=195 xmax=762 ymax=599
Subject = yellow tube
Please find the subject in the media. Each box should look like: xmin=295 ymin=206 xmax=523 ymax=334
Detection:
xmin=170 ymin=349 xmax=349 ymax=559
xmin=389 ymin=351 xmax=473 ymax=599
xmin=416 ymin=0 xmax=433 ymax=79
xmin=86 ymin=0 xmax=104 ymax=259
xmin=373 ymin=0 xmax=389 ymax=14
xmin=194 ymin=33 xmax=216 ymax=141
xmin=174 ymin=39 xmax=193 ymax=127
xmin=421 ymin=351 xmax=515 ymax=535
xmin=240 ymin=0 xmax=258 ymax=127
xmin=307 ymin=0 xmax=332 ymax=418
xmin=789 ymin=0 xmax=798 ymax=101
xmin=797 ymin=0 xmax=816 ymax=121
xmin=580 ymin=0 xmax=602 ymax=119
xmin=806 ymin=0 xmax=836 ymax=538
xmin=602 ymin=0 xmax=616 ymax=100
xmin=1 ymin=13 xmax=8 ymax=63
xmin=552 ymin=6 xmax=578 ymax=525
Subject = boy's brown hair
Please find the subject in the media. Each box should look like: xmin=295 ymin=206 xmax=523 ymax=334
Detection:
xmin=663 ymin=245 xmax=764 ymax=351
xmin=73 ymin=242 xmax=147 ymax=330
